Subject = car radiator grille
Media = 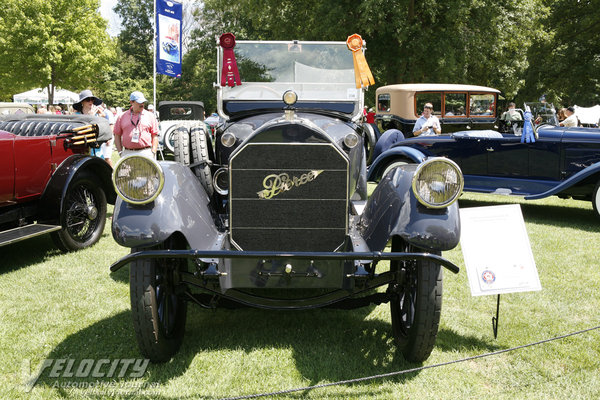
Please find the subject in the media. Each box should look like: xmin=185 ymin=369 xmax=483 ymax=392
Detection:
xmin=230 ymin=143 xmax=348 ymax=252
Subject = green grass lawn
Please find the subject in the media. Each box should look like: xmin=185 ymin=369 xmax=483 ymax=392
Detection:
xmin=1 ymin=192 xmax=599 ymax=399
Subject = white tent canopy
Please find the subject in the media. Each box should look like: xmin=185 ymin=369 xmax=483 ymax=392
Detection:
xmin=13 ymin=86 xmax=79 ymax=105
xmin=574 ymin=105 xmax=600 ymax=126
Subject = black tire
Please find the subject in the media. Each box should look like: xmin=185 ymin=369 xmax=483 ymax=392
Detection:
xmin=592 ymin=181 xmax=600 ymax=219
xmin=190 ymin=126 xmax=214 ymax=197
xmin=173 ymin=126 xmax=190 ymax=165
xmin=389 ymin=237 xmax=443 ymax=362
xmin=130 ymin=246 xmax=188 ymax=363
xmin=51 ymin=174 xmax=107 ymax=251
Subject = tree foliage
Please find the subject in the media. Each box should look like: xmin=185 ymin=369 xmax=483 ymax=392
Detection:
xmin=199 ymin=0 xmax=543 ymax=106
xmin=0 ymin=0 xmax=115 ymax=103
xmin=521 ymin=0 xmax=600 ymax=106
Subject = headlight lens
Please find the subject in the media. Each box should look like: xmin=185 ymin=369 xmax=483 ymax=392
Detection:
xmin=412 ymin=158 xmax=463 ymax=208
xmin=221 ymin=132 xmax=236 ymax=147
xmin=343 ymin=132 xmax=359 ymax=148
xmin=282 ymin=90 xmax=298 ymax=105
xmin=112 ymin=155 xmax=165 ymax=205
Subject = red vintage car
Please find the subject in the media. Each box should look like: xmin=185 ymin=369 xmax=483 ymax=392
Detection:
xmin=0 ymin=113 xmax=115 ymax=251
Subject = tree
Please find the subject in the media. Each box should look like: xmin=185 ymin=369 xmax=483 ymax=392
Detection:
xmin=0 ymin=0 xmax=115 ymax=103
xmin=520 ymin=0 xmax=600 ymax=106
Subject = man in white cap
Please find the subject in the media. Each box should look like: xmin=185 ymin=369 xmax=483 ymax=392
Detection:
xmin=114 ymin=91 xmax=159 ymax=158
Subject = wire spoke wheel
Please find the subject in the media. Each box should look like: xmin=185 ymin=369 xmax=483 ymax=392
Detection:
xmin=64 ymin=183 xmax=99 ymax=241
xmin=52 ymin=175 xmax=106 ymax=251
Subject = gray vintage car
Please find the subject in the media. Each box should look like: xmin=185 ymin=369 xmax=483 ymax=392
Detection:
xmin=110 ymin=35 xmax=464 ymax=363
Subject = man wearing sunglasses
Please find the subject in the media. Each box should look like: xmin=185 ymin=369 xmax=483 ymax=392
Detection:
xmin=114 ymin=91 xmax=159 ymax=159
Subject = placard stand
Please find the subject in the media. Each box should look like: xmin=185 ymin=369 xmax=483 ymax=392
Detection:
xmin=492 ymin=294 xmax=500 ymax=339
xmin=459 ymin=205 xmax=542 ymax=340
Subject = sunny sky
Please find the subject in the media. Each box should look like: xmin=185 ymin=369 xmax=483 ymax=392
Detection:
xmin=99 ymin=0 xmax=122 ymax=36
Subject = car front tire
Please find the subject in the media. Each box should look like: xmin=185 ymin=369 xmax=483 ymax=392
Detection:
xmin=51 ymin=174 xmax=107 ymax=251
xmin=130 ymin=246 xmax=188 ymax=363
xmin=389 ymin=237 xmax=442 ymax=362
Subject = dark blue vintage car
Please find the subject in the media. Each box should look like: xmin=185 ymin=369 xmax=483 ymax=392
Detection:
xmin=109 ymin=36 xmax=464 ymax=364
xmin=369 ymin=124 xmax=600 ymax=217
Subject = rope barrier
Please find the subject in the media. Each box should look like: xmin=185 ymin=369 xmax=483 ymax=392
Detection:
xmin=218 ymin=324 xmax=600 ymax=400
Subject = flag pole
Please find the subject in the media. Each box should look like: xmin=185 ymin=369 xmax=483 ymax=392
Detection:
xmin=153 ymin=0 xmax=157 ymax=112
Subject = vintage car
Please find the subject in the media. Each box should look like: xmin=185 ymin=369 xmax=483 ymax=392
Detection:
xmin=369 ymin=120 xmax=600 ymax=218
xmin=156 ymin=101 xmax=206 ymax=156
xmin=375 ymin=83 xmax=502 ymax=137
xmin=0 ymin=102 xmax=35 ymax=115
xmin=0 ymin=114 xmax=115 ymax=250
xmin=109 ymin=35 xmax=464 ymax=363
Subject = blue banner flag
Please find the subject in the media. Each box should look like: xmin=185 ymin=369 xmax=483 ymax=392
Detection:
xmin=156 ymin=0 xmax=182 ymax=78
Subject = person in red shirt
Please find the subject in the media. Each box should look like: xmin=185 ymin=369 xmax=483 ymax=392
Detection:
xmin=114 ymin=91 xmax=159 ymax=159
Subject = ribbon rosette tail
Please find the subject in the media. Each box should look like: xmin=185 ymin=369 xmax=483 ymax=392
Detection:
xmin=220 ymin=32 xmax=241 ymax=87
xmin=346 ymin=34 xmax=375 ymax=89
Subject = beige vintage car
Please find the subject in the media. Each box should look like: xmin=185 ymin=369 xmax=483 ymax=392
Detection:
xmin=375 ymin=83 xmax=502 ymax=137
xmin=0 ymin=102 xmax=35 ymax=115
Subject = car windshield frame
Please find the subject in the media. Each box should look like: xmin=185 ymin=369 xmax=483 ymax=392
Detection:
xmin=216 ymin=40 xmax=363 ymax=120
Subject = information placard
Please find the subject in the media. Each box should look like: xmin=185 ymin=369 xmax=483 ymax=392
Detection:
xmin=460 ymin=204 xmax=541 ymax=296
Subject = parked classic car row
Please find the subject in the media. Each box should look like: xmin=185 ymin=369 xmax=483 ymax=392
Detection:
xmin=370 ymin=84 xmax=600 ymax=217
xmin=6 ymin=35 xmax=598 ymax=370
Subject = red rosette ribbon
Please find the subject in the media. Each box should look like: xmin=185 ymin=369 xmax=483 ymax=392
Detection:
xmin=346 ymin=34 xmax=375 ymax=89
xmin=220 ymin=33 xmax=241 ymax=87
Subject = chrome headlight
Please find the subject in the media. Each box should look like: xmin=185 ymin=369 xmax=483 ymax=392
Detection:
xmin=112 ymin=155 xmax=165 ymax=205
xmin=412 ymin=158 xmax=463 ymax=208
xmin=221 ymin=132 xmax=236 ymax=147
xmin=343 ymin=132 xmax=359 ymax=148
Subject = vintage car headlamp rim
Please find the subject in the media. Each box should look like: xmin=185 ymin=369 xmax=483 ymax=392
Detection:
xmin=112 ymin=155 xmax=165 ymax=205
xmin=213 ymin=167 xmax=229 ymax=195
xmin=343 ymin=132 xmax=359 ymax=148
xmin=221 ymin=132 xmax=236 ymax=147
xmin=412 ymin=157 xmax=464 ymax=209
xmin=282 ymin=90 xmax=298 ymax=106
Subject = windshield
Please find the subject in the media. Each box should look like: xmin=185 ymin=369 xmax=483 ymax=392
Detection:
xmin=524 ymin=102 xmax=558 ymax=125
xmin=218 ymin=41 xmax=360 ymax=103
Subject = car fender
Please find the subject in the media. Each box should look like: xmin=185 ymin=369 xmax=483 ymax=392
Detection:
xmin=360 ymin=164 xmax=460 ymax=252
xmin=526 ymin=161 xmax=600 ymax=200
xmin=367 ymin=145 xmax=426 ymax=181
xmin=112 ymin=162 xmax=223 ymax=251
xmin=39 ymin=155 xmax=115 ymax=223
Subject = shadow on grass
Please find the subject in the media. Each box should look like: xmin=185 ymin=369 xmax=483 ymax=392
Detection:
xmin=36 ymin=303 xmax=504 ymax=399
xmin=458 ymin=197 xmax=597 ymax=232
xmin=0 ymin=234 xmax=61 ymax=274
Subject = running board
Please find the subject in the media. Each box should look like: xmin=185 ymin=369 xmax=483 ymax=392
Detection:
xmin=0 ymin=224 xmax=61 ymax=247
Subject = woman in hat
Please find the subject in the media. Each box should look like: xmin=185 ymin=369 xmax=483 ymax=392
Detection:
xmin=73 ymin=89 xmax=103 ymax=116
xmin=73 ymin=89 xmax=111 ymax=162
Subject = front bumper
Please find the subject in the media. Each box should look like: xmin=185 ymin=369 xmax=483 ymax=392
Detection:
xmin=111 ymin=249 xmax=459 ymax=309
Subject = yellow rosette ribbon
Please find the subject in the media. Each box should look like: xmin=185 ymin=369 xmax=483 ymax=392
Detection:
xmin=346 ymin=34 xmax=375 ymax=89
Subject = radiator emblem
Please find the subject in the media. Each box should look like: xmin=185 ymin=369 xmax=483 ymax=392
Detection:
xmin=258 ymin=170 xmax=324 ymax=199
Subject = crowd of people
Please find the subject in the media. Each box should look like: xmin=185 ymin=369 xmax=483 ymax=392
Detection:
xmin=35 ymin=89 xmax=160 ymax=163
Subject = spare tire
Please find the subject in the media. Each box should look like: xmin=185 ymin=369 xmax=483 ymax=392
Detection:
xmin=172 ymin=126 xmax=190 ymax=165
xmin=190 ymin=126 xmax=214 ymax=197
